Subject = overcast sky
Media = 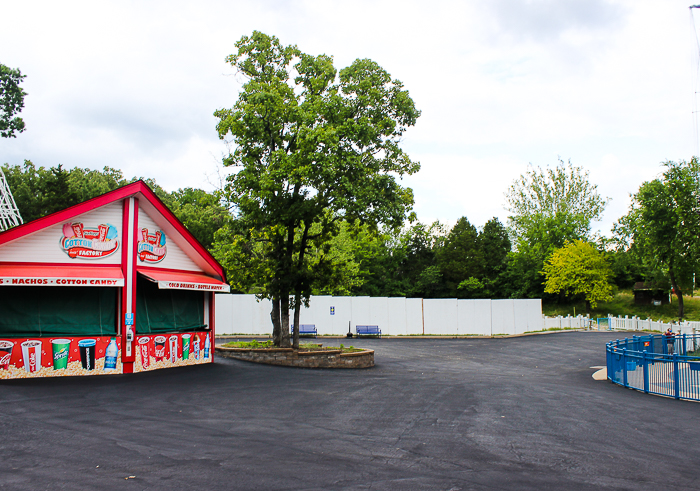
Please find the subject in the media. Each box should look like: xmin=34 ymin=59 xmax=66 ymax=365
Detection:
xmin=2 ymin=0 xmax=699 ymax=236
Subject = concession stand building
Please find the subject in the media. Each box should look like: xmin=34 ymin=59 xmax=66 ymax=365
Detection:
xmin=0 ymin=181 xmax=229 ymax=379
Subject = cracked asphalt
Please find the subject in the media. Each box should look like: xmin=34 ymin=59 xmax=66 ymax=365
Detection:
xmin=1 ymin=331 xmax=698 ymax=490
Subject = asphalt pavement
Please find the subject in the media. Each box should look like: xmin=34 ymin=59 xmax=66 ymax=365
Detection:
xmin=0 ymin=331 xmax=698 ymax=490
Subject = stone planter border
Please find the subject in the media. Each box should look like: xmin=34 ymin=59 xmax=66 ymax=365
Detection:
xmin=217 ymin=346 xmax=374 ymax=369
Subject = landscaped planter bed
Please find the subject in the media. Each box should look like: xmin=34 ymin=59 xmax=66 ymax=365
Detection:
xmin=216 ymin=345 xmax=374 ymax=368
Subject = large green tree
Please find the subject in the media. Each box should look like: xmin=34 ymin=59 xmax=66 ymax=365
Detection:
xmin=542 ymin=240 xmax=614 ymax=314
xmin=614 ymin=159 xmax=700 ymax=320
xmin=213 ymin=32 xmax=420 ymax=347
xmin=0 ymin=64 xmax=27 ymax=138
xmin=504 ymin=159 xmax=608 ymax=298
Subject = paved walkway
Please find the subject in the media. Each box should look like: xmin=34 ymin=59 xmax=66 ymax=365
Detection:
xmin=1 ymin=332 xmax=698 ymax=490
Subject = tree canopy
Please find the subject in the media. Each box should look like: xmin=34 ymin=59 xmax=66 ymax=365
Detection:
xmin=542 ymin=240 xmax=614 ymax=313
xmin=0 ymin=64 xmax=27 ymax=138
xmin=614 ymin=158 xmax=700 ymax=320
xmin=213 ymin=31 xmax=420 ymax=347
xmin=504 ymin=159 xmax=608 ymax=298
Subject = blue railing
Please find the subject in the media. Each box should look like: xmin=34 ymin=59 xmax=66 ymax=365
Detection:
xmin=607 ymin=333 xmax=700 ymax=401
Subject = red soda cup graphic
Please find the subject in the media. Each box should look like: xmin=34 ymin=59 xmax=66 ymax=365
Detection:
xmin=169 ymin=335 xmax=178 ymax=363
xmin=138 ymin=337 xmax=151 ymax=368
xmin=0 ymin=340 xmax=13 ymax=370
xmin=71 ymin=222 xmax=84 ymax=238
xmin=155 ymin=230 xmax=162 ymax=246
xmin=98 ymin=224 xmax=108 ymax=241
xmin=21 ymin=340 xmax=43 ymax=373
xmin=154 ymin=336 xmax=166 ymax=361
xmin=141 ymin=228 xmax=149 ymax=243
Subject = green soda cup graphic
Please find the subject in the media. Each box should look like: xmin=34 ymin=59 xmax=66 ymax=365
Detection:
xmin=51 ymin=339 xmax=71 ymax=370
xmin=181 ymin=334 xmax=191 ymax=360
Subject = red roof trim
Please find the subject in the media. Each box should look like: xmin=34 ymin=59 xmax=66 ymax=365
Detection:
xmin=0 ymin=181 xmax=227 ymax=283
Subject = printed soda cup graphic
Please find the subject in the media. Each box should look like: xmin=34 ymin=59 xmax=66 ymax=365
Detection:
xmin=181 ymin=334 xmax=191 ymax=360
xmin=169 ymin=335 xmax=178 ymax=363
xmin=98 ymin=224 xmax=108 ymax=241
xmin=51 ymin=339 xmax=71 ymax=370
xmin=21 ymin=340 xmax=43 ymax=373
xmin=154 ymin=336 xmax=166 ymax=361
xmin=141 ymin=228 xmax=149 ymax=242
xmin=193 ymin=334 xmax=200 ymax=360
xmin=138 ymin=337 xmax=151 ymax=368
xmin=78 ymin=339 xmax=96 ymax=371
xmin=0 ymin=340 xmax=14 ymax=370
xmin=71 ymin=222 xmax=84 ymax=238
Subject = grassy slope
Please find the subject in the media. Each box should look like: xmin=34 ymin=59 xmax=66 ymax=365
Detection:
xmin=542 ymin=291 xmax=700 ymax=322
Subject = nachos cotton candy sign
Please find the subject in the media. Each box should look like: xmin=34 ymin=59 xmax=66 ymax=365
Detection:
xmin=60 ymin=222 xmax=119 ymax=259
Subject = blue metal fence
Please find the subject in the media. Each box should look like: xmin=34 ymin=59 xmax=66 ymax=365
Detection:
xmin=607 ymin=333 xmax=700 ymax=401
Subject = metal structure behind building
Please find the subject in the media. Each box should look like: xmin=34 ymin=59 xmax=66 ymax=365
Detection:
xmin=0 ymin=168 xmax=23 ymax=231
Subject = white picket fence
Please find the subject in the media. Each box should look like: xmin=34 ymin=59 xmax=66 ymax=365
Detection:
xmin=603 ymin=315 xmax=700 ymax=334
xmin=543 ymin=315 xmax=591 ymax=329
xmin=214 ymin=294 xmax=544 ymax=336
xmin=544 ymin=314 xmax=700 ymax=334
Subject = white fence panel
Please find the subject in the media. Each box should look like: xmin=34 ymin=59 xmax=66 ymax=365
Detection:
xmin=252 ymin=297 xmax=272 ymax=335
xmin=491 ymin=299 xmax=515 ymax=335
xmin=423 ymin=299 xmax=458 ymax=335
xmin=387 ymin=297 xmax=408 ymax=336
xmin=513 ymin=300 xmax=531 ymax=334
xmin=369 ymin=297 xmax=389 ymax=335
xmin=474 ymin=299 xmax=493 ymax=336
xmin=351 ymin=296 xmax=371 ymax=329
xmin=405 ymin=298 xmax=424 ymax=335
xmin=300 ymin=295 xmax=333 ymax=335
xmin=457 ymin=299 xmax=492 ymax=336
xmin=331 ymin=296 xmax=353 ymax=336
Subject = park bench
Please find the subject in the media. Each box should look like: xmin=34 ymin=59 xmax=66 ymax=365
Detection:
xmin=356 ymin=325 xmax=381 ymax=338
xmin=291 ymin=324 xmax=317 ymax=338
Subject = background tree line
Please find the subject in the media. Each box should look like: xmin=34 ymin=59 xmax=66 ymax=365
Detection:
xmin=4 ymin=156 xmax=699 ymax=320
xmin=5 ymin=154 xmax=700 ymax=319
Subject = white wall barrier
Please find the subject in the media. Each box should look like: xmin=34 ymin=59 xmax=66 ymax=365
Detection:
xmin=214 ymin=294 xmax=544 ymax=336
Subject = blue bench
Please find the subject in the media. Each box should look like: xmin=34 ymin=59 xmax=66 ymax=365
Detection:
xmin=291 ymin=324 xmax=317 ymax=338
xmin=356 ymin=325 xmax=381 ymax=338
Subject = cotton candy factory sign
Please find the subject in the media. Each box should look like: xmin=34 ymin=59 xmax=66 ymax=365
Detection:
xmin=137 ymin=228 xmax=167 ymax=263
xmin=60 ymin=222 xmax=120 ymax=259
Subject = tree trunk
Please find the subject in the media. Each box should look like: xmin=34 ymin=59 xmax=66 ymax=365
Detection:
xmin=279 ymin=294 xmax=291 ymax=347
xmin=292 ymin=292 xmax=301 ymax=349
xmin=292 ymin=223 xmax=310 ymax=350
xmin=271 ymin=297 xmax=281 ymax=346
xmin=669 ymin=269 xmax=684 ymax=321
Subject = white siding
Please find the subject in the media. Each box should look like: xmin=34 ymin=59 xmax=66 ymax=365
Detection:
xmin=0 ymin=202 xmax=123 ymax=264
xmin=137 ymin=211 xmax=200 ymax=272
